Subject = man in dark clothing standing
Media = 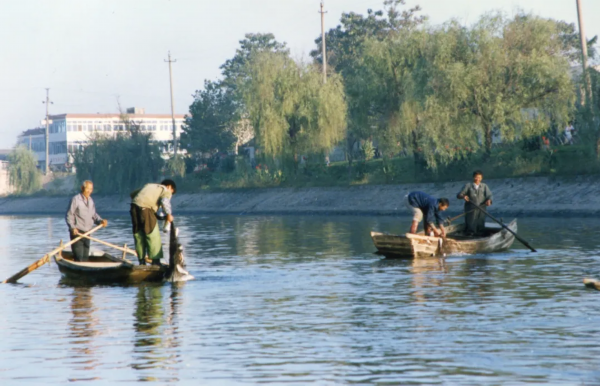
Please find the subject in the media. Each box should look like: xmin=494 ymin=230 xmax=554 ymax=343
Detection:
xmin=457 ymin=170 xmax=493 ymax=235
xmin=405 ymin=191 xmax=449 ymax=237
xmin=65 ymin=180 xmax=108 ymax=261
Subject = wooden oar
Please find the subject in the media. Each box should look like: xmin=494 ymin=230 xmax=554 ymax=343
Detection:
xmin=3 ymin=224 xmax=105 ymax=284
xmin=470 ymin=202 xmax=537 ymax=253
xmin=445 ymin=209 xmax=475 ymax=225
xmin=77 ymin=234 xmax=137 ymax=258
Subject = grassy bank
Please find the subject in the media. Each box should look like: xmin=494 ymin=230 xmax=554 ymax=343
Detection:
xmin=173 ymin=142 xmax=599 ymax=193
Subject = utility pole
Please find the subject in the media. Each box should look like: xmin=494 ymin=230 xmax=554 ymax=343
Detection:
xmin=164 ymin=51 xmax=178 ymax=157
xmin=319 ymin=1 xmax=327 ymax=84
xmin=576 ymin=0 xmax=593 ymax=105
xmin=42 ymin=88 xmax=53 ymax=175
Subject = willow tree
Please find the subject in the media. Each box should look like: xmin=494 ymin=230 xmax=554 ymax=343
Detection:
xmin=354 ymin=12 xmax=575 ymax=168
xmin=311 ymin=0 xmax=426 ymax=160
xmin=451 ymin=13 xmax=575 ymax=156
xmin=241 ymin=51 xmax=347 ymax=165
xmin=7 ymin=146 xmax=42 ymax=195
xmin=72 ymin=119 xmax=164 ymax=195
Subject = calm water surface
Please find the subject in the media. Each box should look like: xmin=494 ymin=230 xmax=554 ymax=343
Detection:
xmin=1 ymin=215 xmax=600 ymax=385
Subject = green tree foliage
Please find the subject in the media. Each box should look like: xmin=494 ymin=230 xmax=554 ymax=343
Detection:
xmin=166 ymin=155 xmax=186 ymax=178
xmin=7 ymin=146 xmax=41 ymax=195
xmin=240 ymin=52 xmax=347 ymax=160
xmin=72 ymin=120 xmax=164 ymax=194
xmin=362 ymin=140 xmax=376 ymax=161
xmin=183 ymin=34 xmax=289 ymax=166
xmin=310 ymin=0 xmax=426 ymax=162
xmin=351 ymin=12 xmax=575 ymax=168
xmin=181 ymin=80 xmax=237 ymax=156
xmin=310 ymin=0 xmax=425 ymax=70
xmin=454 ymin=14 xmax=575 ymax=156
xmin=221 ymin=33 xmax=289 ymax=91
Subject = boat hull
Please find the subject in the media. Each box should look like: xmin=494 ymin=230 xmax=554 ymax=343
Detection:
xmin=371 ymin=220 xmax=517 ymax=258
xmin=55 ymin=251 xmax=167 ymax=284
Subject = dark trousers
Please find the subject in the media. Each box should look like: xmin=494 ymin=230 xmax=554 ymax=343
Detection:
xmin=70 ymin=231 xmax=91 ymax=262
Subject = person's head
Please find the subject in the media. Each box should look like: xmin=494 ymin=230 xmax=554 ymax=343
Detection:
xmin=438 ymin=198 xmax=449 ymax=211
xmin=161 ymin=179 xmax=177 ymax=195
xmin=472 ymin=170 xmax=483 ymax=184
xmin=80 ymin=180 xmax=93 ymax=198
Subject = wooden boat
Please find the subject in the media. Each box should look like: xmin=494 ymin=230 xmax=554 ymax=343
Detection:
xmin=584 ymin=278 xmax=600 ymax=291
xmin=53 ymin=223 xmax=193 ymax=284
xmin=371 ymin=220 xmax=517 ymax=258
xmin=54 ymin=250 xmax=168 ymax=284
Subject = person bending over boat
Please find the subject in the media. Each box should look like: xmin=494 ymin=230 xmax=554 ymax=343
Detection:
xmin=129 ymin=179 xmax=177 ymax=266
xmin=405 ymin=191 xmax=449 ymax=237
xmin=65 ymin=180 xmax=108 ymax=262
xmin=457 ymin=170 xmax=493 ymax=236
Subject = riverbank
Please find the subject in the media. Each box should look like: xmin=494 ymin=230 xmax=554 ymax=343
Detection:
xmin=0 ymin=175 xmax=597 ymax=217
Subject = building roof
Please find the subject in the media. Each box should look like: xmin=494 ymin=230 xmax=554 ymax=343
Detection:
xmin=49 ymin=113 xmax=185 ymax=120
xmin=19 ymin=128 xmax=45 ymax=137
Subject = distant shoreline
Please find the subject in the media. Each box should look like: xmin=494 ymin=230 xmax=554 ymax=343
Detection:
xmin=0 ymin=175 xmax=597 ymax=218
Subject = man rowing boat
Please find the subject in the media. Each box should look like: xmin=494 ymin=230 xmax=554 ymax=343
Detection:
xmin=405 ymin=191 xmax=449 ymax=237
xmin=65 ymin=180 xmax=108 ymax=261
xmin=457 ymin=170 xmax=493 ymax=236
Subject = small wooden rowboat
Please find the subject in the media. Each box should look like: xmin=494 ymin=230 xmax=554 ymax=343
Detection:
xmin=54 ymin=250 xmax=169 ymax=284
xmin=371 ymin=220 xmax=517 ymax=258
xmin=54 ymin=223 xmax=193 ymax=284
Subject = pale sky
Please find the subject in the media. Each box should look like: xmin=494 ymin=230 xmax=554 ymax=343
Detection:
xmin=0 ymin=0 xmax=598 ymax=149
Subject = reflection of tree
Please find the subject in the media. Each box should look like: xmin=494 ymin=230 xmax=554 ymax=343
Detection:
xmin=232 ymin=216 xmax=360 ymax=260
xmin=68 ymin=286 xmax=99 ymax=372
xmin=131 ymin=284 xmax=179 ymax=383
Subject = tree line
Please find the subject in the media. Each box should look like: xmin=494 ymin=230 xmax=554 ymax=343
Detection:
xmin=182 ymin=0 xmax=597 ymax=173
xmin=7 ymin=0 xmax=600 ymax=195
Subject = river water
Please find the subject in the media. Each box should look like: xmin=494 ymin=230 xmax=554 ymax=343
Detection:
xmin=1 ymin=215 xmax=600 ymax=385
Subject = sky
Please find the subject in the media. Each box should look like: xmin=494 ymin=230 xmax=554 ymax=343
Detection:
xmin=0 ymin=0 xmax=598 ymax=149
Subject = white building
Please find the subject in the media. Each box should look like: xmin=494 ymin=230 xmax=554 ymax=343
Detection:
xmin=17 ymin=108 xmax=185 ymax=170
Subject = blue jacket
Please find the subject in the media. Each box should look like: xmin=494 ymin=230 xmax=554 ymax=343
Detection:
xmin=408 ymin=191 xmax=444 ymax=226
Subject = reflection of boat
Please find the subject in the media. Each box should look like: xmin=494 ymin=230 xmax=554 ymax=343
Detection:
xmin=55 ymin=251 xmax=168 ymax=284
xmin=371 ymin=220 xmax=517 ymax=258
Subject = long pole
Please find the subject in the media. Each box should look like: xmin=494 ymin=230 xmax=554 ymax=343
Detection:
xmin=78 ymin=234 xmax=137 ymax=258
xmin=470 ymin=202 xmax=537 ymax=252
xmin=3 ymin=224 xmax=105 ymax=284
xmin=165 ymin=51 xmax=178 ymax=156
xmin=445 ymin=209 xmax=475 ymax=225
xmin=44 ymin=88 xmax=50 ymax=175
xmin=319 ymin=1 xmax=327 ymax=84
xmin=576 ymin=0 xmax=593 ymax=105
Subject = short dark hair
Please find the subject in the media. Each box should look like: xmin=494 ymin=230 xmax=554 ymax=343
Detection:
xmin=161 ymin=179 xmax=177 ymax=194
xmin=439 ymin=198 xmax=449 ymax=207
xmin=473 ymin=170 xmax=483 ymax=177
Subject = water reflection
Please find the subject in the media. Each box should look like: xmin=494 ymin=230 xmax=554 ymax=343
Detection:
xmin=4 ymin=215 xmax=600 ymax=384
xmin=132 ymin=284 xmax=179 ymax=383
xmin=68 ymin=286 xmax=101 ymax=380
xmin=411 ymin=257 xmax=448 ymax=303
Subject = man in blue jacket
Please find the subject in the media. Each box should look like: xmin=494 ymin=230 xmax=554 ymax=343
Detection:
xmin=405 ymin=191 xmax=449 ymax=237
